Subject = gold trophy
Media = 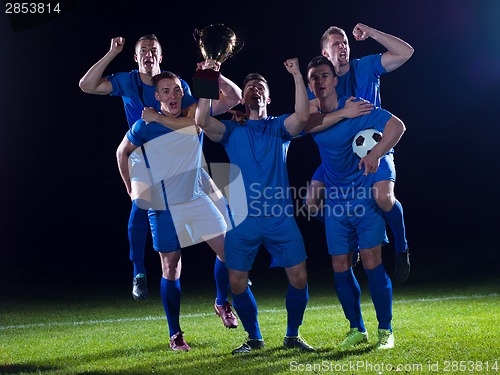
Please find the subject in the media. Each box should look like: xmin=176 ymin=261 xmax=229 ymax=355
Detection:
xmin=192 ymin=24 xmax=244 ymax=99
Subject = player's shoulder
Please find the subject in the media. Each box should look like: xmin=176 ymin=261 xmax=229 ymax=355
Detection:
xmin=351 ymin=54 xmax=382 ymax=68
xmin=131 ymin=118 xmax=147 ymax=131
xmin=107 ymin=70 xmax=138 ymax=81
xmin=267 ymin=114 xmax=290 ymax=123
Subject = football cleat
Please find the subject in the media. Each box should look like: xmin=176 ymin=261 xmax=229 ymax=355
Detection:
xmin=283 ymin=335 xmax=314 ymax=352
xmin=231 ymin=338 xmax=265 ymax=355
xmin=170 ymin=331 xmax=191 ymax=351
xmin=132 ymin=274 xmax=148 ymax=300
xmin=376 ymin=329 xmax=394 ymax=349
xmin=214 ymin=300 xmax=239 ymax=328
xmin=395 ymin=249 xmax=410 ymax=283
xmin=337 ymin=328 xmax=368 ymax=349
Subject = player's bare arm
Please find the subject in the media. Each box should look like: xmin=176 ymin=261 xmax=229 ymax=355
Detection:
xmin=79 ymin=37 xmax=125 ymax=95
xmin=283 ymin=58 xmax=310 ymax=136
xmin=352 ymin=23 xmax=414 ymax=73
xmin=116 ymin=135 xmax=138 ymax=196
xmin=358 ymin=115 xmax=406 ymax=175
xmin=305 ymin=97 xmax=374 ymax=133
xmin=142 ymin=107 xmax=196 ymax=130
xmin=195 ymin=98 xmax=226 ymax=142
xmin=212 ymin=74 xmax=242 ymax=116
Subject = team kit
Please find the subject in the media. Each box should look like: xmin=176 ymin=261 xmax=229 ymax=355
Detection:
xmin=79 ymin=22 xmax=413 ymax=353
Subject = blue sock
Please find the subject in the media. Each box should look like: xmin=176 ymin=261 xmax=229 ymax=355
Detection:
xmin=383 ymin=200 xmax=408 ymax=254
xmin=128 ymin=201 xmax=148 ymax=276
xmin=334 ymin=269 xmax=365 ymax=332
xmin=365 ymin=264 xmax=393 ymax=331
xmin=231 ymin=287 xmax=262 ymax=340
xmin=160 ymin=278 xmax=181 ymax=337
xmin=285 ymin=283 xmax=309 ymax=337
xmin=214 ymin=258 xmax=230 ymax=306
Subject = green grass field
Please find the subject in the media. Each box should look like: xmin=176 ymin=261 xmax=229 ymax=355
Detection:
xmin=1 ymin=277 xmax=499 ymax=375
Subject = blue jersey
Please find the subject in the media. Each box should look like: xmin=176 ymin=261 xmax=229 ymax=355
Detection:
xmin=336 ymin=54 xmax=386 ymax=107
xmin=126 ymin=119 xmax=205 ymax=205
xmin=107 ymin=70 xmax=197 ymax=127
xmin=311 ymin=96 xmax=392 ymax=201
xmin=219 ymin=115 xmax=294 ymax=217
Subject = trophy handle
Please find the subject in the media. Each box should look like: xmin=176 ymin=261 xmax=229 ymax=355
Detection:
xmin=229 ymin=40 xmax=244 ymax=58
xmin=192 ymin=29 xmax=201 ymax=45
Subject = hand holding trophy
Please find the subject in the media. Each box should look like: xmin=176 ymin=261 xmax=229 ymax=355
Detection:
xmin=192 ymin=24 xmax=243 ymax=99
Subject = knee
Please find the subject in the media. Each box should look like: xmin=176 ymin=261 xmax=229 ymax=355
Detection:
xmin=331 ymin=257 xmax=350 ymax=273
xmin=289 ymin=271 xmax=308 ymax=289
xmin=360 ymin=249 xmax=382 ymax=270
xmin=375 ymin=191 xmax=395 ymax=212
xmin=373 ymin=183 xmax=395 ymax=212
xmin=305 ymin=181 xmax=325 ymax=214
xmin=163 ymin=259 xmax=181 ymax=279
xmin=305 ymin=196 xmax=320 ymax=215
xmin=229 ymin=271 xmax=248 ymax=294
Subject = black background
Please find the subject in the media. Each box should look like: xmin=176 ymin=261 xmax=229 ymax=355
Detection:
xmin=1 ymin=0 xmax=499 ymax=290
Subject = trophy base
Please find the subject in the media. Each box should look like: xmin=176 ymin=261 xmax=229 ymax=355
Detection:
xmin=192 ymin=69 xmax=220 ymax=99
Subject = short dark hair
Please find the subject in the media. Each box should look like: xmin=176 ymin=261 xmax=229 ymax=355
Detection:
xmin=243 ymin=73 xmax=269 ymax=93
xmin=152 ymin=71 xmax=180 ymax=87
xmin=135 ymin=34 xmax=162 ymax=53
xmin=307 ymin=55 xmax=337 ymax=77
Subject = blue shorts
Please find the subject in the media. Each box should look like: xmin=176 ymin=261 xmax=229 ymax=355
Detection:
xmin=148 ymin=195 xmax=226 ymax=252
xmin=148 ymin=209 xmax=181 ymax=252
xmin=312 ymin=153 xmax=396 ymax=185
xmin=324 ymin=198 xmax=386 ymax=255
xmin=225 ymin=215 xmax=307 ymax=271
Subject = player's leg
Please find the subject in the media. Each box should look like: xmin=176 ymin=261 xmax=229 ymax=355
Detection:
xmin=128 ymin=200 xmax=149 ymax=300
xmin=283 ymin=261 xmax=314 ymax=351
xmin=373 ymin=154 xmax=410 ymax=282
xmin=305 ymin=178 xmax=326 ymax=220
xmin=360 ymin=245 xmax=394 ymax=349
xmin=373 ymin=179 xmax=408 ymax=252
xmin=159 ymin=250 xmax=189 ymax=351
xmin=357 ymin=202 xmax=394 ymax=350
xmin=206 ymin=234 xmax=239 ymax=329
xmin=332 ymin=254 xmax=368 ymax=348
xmin=189 ymin=196 xmax=238 ymax=328
xmin=148 ymin=209 xmax=188 ymax=351
xmin=229 ymin=268 xmax=264 ymax=354
xmin=263 ymin=216 xmax=313 ymax=351
xmin=225 ymin=218 xmax=264 ymax=354
xmin=327 ymin=208 xmax=367 ymax=349
xmin=373 ymin=181 xmax=410 ymax=282
xmin=304 ymin=162 xmax=327 ymax=222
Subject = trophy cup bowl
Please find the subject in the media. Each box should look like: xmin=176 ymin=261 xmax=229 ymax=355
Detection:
xmin=192 ymin=24 xmax=244 ymax=99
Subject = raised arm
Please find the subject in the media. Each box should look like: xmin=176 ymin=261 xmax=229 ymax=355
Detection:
xmin=352 ymin=23 xmax=414 ymax=73
xmin=79 ymin=37 xmax=125 ymax=94
xmin=358 ymin=115 xmax=406 ymax=175
xmin=195 ymin=98 xmax=227 ymax=142
xmin=212 ymin=74 xmax=242 ymax=116
xmin=305 ymin=97 xmax=374 ymax=133
xmin=283 ymin=58 xmax=310 ymax=136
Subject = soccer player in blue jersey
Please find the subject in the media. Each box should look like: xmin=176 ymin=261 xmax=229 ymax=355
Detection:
xmin=195 ymin=58 xmax=314 ymax=354
xmin=116 ymin=71 xmax=239 ymax=351
xmin=79 ymin=34 xmax=241 ymax=300
xmin=305 ymin=24 xmax=414 ymax=282
xmin=305 ymin=55 xmax=405 ymax=350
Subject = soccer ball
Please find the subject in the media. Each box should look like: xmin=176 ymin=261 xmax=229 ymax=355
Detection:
xmin=352 ymin=129 xmax=383 ymax=158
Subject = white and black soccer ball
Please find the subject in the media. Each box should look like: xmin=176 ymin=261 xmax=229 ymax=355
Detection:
xmin=352 ymin=129 xmax=383 ymax=158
